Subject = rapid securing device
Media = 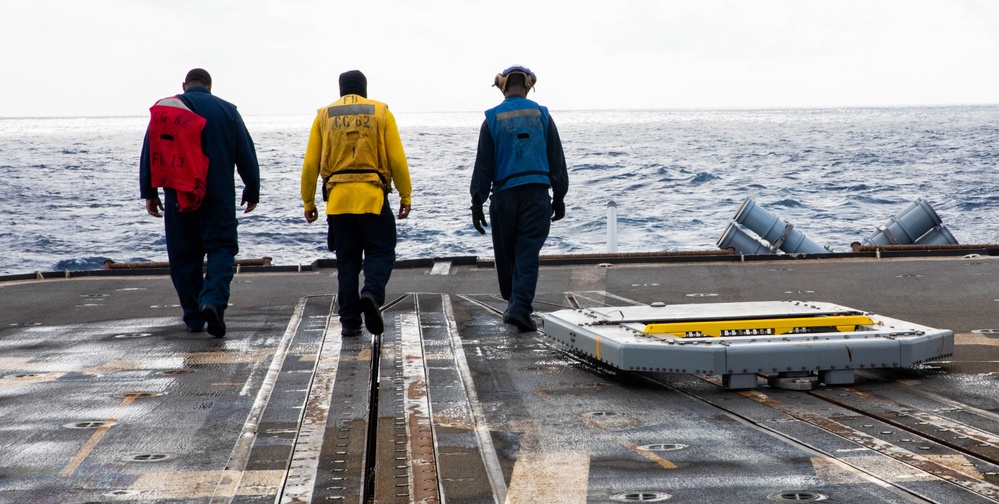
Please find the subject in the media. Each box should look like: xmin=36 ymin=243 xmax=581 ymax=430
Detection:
xmin=541 ymin=300 xmax=954 ymax=390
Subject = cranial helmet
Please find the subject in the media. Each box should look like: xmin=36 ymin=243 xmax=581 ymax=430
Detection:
xmin=493 ymin=65 xmax=537 ymax=93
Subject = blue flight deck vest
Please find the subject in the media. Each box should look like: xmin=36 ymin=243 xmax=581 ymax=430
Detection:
xmin=485 ymin=97 xmax=551 ymax=193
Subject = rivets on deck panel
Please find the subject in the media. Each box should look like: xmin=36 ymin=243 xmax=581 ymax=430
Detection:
xmin=638 ymin=443 xmax=688 ymax=452
xmin=610 ymin=491 xmax=672 ymax=502
xmin=113 ymin=333 xmax=152 ymax=339
xmin=65 ymin=420 xmax=116 ymax=429
xmin=585 ymin=411 xmax=618 ymax=418
xmin=103 ymin=490 xmax=141 ymax=497
xmin=121 ymin=392 xmax=159 ymax=399
xmin=127 ymin=453 xmax=173 ymax=462
xmin=768 ymin=491 xmax=827 ymax=502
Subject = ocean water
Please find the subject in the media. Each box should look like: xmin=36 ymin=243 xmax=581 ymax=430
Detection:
xmin=2 ymin=106 xmax=998 ymax=277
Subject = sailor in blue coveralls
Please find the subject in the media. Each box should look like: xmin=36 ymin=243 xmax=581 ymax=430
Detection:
xmin=470 ymin=65 xmax=569 ymax=332
xmin=139 ymin=68 xmax=261 ymax=337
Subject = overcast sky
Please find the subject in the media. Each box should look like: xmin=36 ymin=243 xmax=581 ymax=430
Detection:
xmin=3 ymin=0 xmax=998 ymax=117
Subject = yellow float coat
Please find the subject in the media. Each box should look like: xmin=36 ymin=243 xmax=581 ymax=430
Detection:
xmin=301 ymin=95 xmax=412 ymax=215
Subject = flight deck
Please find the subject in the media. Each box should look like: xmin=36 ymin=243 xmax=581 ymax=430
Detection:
xmin=0 ymin=251 xmax=997 ymax=503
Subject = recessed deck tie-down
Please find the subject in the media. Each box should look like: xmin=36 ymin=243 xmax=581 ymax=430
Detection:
xmin=540 ymin=301 xmax=954 ymax=390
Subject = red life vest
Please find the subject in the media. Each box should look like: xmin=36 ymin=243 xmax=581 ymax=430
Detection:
xmin=148 ymin=96 xmax=209 ymax=211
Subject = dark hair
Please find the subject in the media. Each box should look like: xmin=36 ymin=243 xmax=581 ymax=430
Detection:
xmin=185 ymin=68 xmax=212 ymax=86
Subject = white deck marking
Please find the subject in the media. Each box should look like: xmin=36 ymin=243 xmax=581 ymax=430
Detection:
xmin=279 ymin=298 xmax=344 ymax=503
xmin=443 ymin=294 xmax=508 ymax=503
xmin=399 ymin=308 xmax=439 ymax=500
xmin=506 ymin=451 xmax=589 ymax=504
xmin=209 ymin=297 xmax=308 ymax=503
xmin=430 ymin=261 xmax=452 ymax=275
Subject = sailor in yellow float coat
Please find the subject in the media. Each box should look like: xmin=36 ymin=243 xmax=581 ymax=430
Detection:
xmin=300 ymin=103 xmax=412 ymax=217
xmin=301 ymin=70 xmax=412 ymax=336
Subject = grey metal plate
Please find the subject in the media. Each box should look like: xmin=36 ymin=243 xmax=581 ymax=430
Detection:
xmin=540 ymin=301 xmax=955 ymax=382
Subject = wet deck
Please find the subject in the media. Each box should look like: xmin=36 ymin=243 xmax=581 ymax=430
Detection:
xmin=1 ymin=252 xmax=998 ymax=503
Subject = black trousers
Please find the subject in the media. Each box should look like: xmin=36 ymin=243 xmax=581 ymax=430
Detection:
xmin=489 ymin=184 xmax=551 ymax=317
xmin=328 ymin=199 xmax=397 ymax=329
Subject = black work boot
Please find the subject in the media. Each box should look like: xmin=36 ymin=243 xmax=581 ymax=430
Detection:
xmin=360 ymin=294 xmax=384 ymax=335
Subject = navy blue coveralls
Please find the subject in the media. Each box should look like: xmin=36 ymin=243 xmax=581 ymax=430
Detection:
xmin=470 ymin=95 xmax=569 ymax=319
xmin=139 ymin=86 xmax=260 ymax=329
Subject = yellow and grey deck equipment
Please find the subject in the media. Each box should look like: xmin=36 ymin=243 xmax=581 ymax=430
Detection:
xmin=540 ymin=300 xmax=953 ymax=390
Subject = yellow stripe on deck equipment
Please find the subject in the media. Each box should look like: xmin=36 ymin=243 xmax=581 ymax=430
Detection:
xmin=643 ymin=315 xmax=875 ymax=338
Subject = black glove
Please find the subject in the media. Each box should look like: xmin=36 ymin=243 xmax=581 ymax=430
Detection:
xmin=552 ymin=200 xmax=565 ymax=222
xmin=471 ymin=205 xmax=488 ymax=234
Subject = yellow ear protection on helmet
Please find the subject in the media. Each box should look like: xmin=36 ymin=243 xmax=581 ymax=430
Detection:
xmin=493 ymin=65 xmax=537 ymax=93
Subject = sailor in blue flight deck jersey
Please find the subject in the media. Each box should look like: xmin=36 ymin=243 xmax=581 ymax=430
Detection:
xmin=470 ymin=65 xmax=569 ymax=332
xmin=139 ymin=68 xmax=261 ymax=337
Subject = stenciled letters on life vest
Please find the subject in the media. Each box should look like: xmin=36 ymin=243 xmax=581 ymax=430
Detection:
xmin=148 ymin=97 xmax=209 ymax=211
